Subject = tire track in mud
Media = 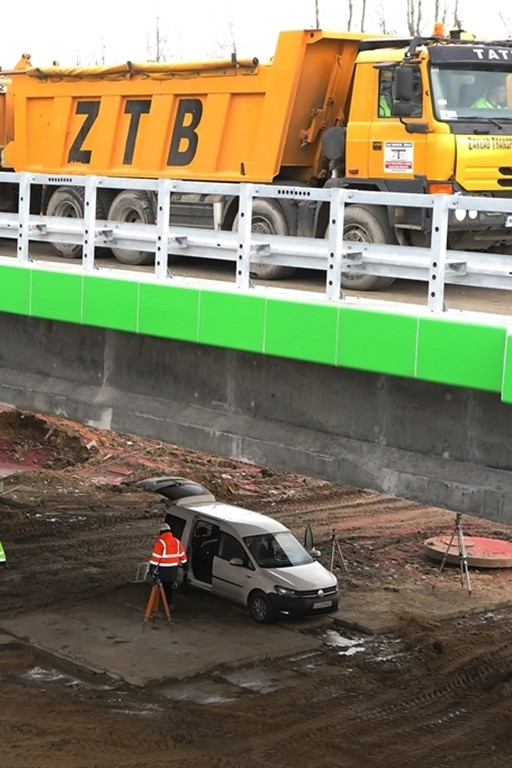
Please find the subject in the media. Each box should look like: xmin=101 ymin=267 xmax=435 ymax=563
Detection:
xmin=178 ymin=633 xmax=512 ymax=768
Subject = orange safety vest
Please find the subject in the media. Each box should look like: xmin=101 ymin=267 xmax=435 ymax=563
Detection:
xmin=149 ymin=532 xmax=187 ymax=569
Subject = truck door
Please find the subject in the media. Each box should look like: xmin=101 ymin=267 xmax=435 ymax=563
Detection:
xmin=367 ymin=67 xmax=427 ymax=185
xmin=212 ymin=530 xmax=255 ymax=605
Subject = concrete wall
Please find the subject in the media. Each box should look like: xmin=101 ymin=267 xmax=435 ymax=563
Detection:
xmin=1 ymin=312 xmax=512 ymax=523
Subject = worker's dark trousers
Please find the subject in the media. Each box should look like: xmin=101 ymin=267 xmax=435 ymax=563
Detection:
xmin=158 ymin=566 xmax=178 ymax=607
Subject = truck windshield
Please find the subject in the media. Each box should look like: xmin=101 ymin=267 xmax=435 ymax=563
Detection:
xmin=431 ymin=66 xmax=512 ymax=122
xmin=244 ymin=531 xmax=314 ymax=568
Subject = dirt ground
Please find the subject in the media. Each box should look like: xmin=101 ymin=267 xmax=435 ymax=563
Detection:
xmin=1 ymin=408 xmax=512 ymax=768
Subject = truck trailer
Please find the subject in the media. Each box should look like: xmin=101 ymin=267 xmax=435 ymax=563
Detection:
xmin=2 ymin=26 xmax=512 ymax=289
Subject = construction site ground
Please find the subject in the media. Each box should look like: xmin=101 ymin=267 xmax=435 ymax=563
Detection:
xmin=1 ymin=408 xmax=512 ymax=768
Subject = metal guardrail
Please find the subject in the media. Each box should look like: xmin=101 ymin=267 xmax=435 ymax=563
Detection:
xmin=1 ymin=171 xmax=512 ymax=312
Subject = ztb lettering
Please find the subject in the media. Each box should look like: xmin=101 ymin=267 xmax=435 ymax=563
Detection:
xmin=68 ymin=101 xmax=100 ymax=164
xmin=123 ymin=100 xmax=151 ymax=164
xmin=167 ymin=98 xmax=203 ymax=166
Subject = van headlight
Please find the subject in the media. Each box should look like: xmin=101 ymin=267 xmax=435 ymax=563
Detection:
xmin=274 ymin=585 xmax=298 ymax=596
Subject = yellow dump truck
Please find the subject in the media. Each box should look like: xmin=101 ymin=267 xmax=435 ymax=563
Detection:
xmin=2 ymin=27 xmax=512 ymax=289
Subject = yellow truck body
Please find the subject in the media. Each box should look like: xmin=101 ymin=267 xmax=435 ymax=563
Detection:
xmin=2 ymin=27 xmax=512 ymax=288
xmin=1 ymin=30 xmax=370 ymax=184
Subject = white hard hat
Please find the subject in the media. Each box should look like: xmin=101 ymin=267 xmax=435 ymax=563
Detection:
xmin=159 ymin=523 xmax=171 ymax=532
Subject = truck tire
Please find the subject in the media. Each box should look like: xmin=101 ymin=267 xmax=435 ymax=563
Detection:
xmin=341 ymin=205 xmax=396 ymax=291
xmin=233 ymin=199 xmax=295 ymax=280
xmin=107 ymin=190 xmax=155 ymax=265
xmin=248 ymin=590 xmax=275 ymax=624
xmin=46 ymin=186 xmax=114 ymax=259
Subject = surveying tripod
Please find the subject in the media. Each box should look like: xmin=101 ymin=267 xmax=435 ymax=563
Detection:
xmin=432 ymin=512 xmax=472 ymax=595
xmin=143 ymin=575 xmax=172 ymax=630
xmin=329 ymin=528 xmax=349 ymax=574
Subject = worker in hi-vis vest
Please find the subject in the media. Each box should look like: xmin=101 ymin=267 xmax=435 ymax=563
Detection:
xmin=148 ymin=523 xmax=187 ymax=608
xmin=0 ymin=539 xmax=6 ymax=565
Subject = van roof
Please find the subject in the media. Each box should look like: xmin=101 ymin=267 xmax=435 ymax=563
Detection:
xmin=138 ymin=475 xmax=289 ymax=537
xmin=182 ymin=500 xmax=287 ymax=536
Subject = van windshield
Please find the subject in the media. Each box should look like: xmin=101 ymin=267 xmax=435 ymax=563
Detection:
xmin=244 ymin=532 xmax=314 ymax=568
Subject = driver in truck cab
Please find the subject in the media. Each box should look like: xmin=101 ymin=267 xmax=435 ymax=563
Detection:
xmin=471 ymin=81 xmax=507 ymax=109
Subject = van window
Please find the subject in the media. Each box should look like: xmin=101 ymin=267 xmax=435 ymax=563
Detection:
xmin=244 ymin=532 xmax=313 ymax=568
xmin=218 ymin=532 xmax=252 ymax=568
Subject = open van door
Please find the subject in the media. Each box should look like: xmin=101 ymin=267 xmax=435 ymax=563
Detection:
xmin=137 ymin=476 xmax=215 ymax=504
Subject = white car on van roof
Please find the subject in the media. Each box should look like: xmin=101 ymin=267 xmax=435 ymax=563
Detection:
xmin=138 ymin=476 xmax=339 ymax=624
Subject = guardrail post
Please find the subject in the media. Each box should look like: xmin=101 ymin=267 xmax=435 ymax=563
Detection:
xmin=156 ymin=179 xmax=173 ymax=279
xmin=16 ymin=173 xmax=32 ymax=263
xmin=83 ymin=176 xmax=98 ymax=271
xmin=236 ymin=183 xmax=254 ymax=289
xmin=326 ymin=187 xmax=346 ymax=300
xmin=428 ymin=195 xmax=450 ymax=312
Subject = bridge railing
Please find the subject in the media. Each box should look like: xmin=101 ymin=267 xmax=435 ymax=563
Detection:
xmin=1 ymin=171 xmax=512 ymax=311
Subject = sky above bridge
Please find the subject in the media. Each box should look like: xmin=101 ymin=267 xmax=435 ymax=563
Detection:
xmin=4 ymin=0 xmax=511 ymax=71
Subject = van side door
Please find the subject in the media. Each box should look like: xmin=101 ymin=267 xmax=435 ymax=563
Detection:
xmin=212 ymin=531 xmax=255 ymax=605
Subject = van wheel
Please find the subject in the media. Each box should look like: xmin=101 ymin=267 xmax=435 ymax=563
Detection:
xmin=248 ymin=591 xmax=274 ymax=624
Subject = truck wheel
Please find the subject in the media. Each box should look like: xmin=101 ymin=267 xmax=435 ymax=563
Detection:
xmin=107 ymin=190 xmax=155 ymax=265
xmin=248 ymin=591 xmax=275 ymax=624
xmin=46 ymin=187 xmax=86 ymax=259
xmin=341 ymin=205 xmax=396 ymax=291
xmin=233 ymin=199 xmax=295 ymax=280
xmin=46 ymin=186 xmax=115 ymax=259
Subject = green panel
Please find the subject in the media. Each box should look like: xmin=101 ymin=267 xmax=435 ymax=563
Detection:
xmin=31 ymin=270 xmax=83 ymax=323
xmin=265 ymin=299 xmax=339 ymax=364
xmin=2 ymin=262 xmax=512 ymax=399
xmin=198 ymin=291 xmax=266 ymax=352
xmin=0 ymin=265 xmax=31 ymax=315
xmin=417 ymin=317 xmax=505 ymax=392
xmin=338 ymin=306 xmax=418 ymax=377
xmin=139 ymin=283 xmax=200 ymax=341
xmin=83 ymin=275 xmax=139 ymax=331
xmin=501 ymin=331 xmax=512 ymax=403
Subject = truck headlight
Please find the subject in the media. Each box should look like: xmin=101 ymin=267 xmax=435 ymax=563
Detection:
xmin=454 ymin=208 xmax=467 ymax=222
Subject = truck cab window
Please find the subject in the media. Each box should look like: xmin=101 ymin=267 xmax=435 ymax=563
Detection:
xmin=378 ymin=67 xmax=422 ymax=118
xmin=378 ymin=71 xmax=393 ymax=117
xmin=432 ymin=66 xmax=512 ymax=121
xmin=410 ymin=68 xmax=423 ymax=117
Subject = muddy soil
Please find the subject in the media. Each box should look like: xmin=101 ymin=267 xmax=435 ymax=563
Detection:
xmin=1 ymin=408 xmax=512 ymax=768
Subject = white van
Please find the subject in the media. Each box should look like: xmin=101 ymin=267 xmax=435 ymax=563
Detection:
xmin=138 ymin=476 xmax=339 ymax=624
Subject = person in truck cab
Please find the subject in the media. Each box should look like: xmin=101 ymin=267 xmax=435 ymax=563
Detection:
xmin=378 ymin=70 xmax=393 ymax=116
xmin=472 ymin=82 xmax=507 ymax=109
xmin=378 ymin=67 xmax=423 ymax=118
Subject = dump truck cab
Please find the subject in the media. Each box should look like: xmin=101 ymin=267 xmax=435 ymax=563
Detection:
xmin=330 ymin=31 xmax=512 ymax=253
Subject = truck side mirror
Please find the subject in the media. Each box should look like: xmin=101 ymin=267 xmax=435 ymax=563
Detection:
xmin=393 ymin=66 xmax=414 ymax=102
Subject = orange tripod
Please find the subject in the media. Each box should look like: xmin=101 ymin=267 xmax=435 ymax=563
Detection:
xmin=143 ymin=576 xmax=172 ymax=630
